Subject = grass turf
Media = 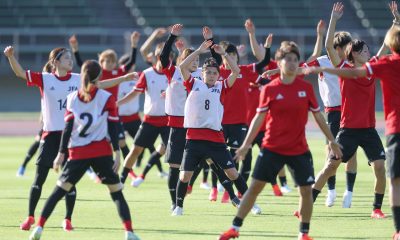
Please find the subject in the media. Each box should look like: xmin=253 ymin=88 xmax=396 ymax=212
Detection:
xmin=0 ymin=136 xmax=393 ymax=240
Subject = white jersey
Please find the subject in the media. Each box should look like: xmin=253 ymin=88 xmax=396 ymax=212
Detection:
xmin=142 ymin=67 xmax=168 ymax=116
xmin=304 ymin=55 xmax=341 ymax=107
xmin=66 ymin=90 xmax=112 ymax=148
xmin=118 ymin=80 xmax=140 ymax=116
xmin=184 ymin=78 xmax=225 ymax=131
xmin=38 ymin=72 xmax=80 ymax=131
xmin=165 ymin=66 xmax=202 ymax=117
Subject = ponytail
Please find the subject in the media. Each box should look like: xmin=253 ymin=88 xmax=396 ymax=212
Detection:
xmin=80 ymin=70 xmax=92 ymax=102
xmin=42 ymin=61 xmax=53 ymax=73
xmin=79 ymin=60 xmax=102 ymax=102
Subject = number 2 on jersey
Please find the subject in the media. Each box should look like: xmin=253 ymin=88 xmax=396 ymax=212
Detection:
xmin=79 ymin=113 xmax=93 ymax=137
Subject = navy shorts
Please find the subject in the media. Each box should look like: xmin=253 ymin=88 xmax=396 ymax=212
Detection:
xmin=386 ymin=134 xmax=400 ymax=178
xmin=165 ymin=127 xmax=187 ymax=165
xmin=223 ymin=124 xmax=248 ymax=148
xmin=252 ymin=148 xmax=315 ymax=186
xmin=134 ymin=122 xmax=169 ymax=148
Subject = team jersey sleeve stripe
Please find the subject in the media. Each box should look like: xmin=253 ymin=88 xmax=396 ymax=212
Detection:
xmin=108 ymin=116 xmax=119 ymax=121
xmin=133 ymin=87 xmax=144 ymax=92
xmin=256 ymin=107 xmax=269 ymax=112
xmin=26 ymin=70 xmax=32 ymax=83
xmin=309 ymin=106 xmax=321 ymax=112
xmin=365 ymin=62 xmax=373 ymax=76
xmin=64 ymin=113 xmax=74 ymax=122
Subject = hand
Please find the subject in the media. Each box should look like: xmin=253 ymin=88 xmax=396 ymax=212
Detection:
xmin=171 ymin=24 xmax=183 ymax=36
xmin=124 ymin=72 xmax=139 ymax=81
xmin=236 ymin=44 xmax=247 ymax=58
xmin=68 ymin=35 xmax=79 ymax=52
xmin=264 ymin=34 xmax=273 ymax=48
xmin=53 ymin=152 xmax=65 ymax=173
xmin=390 ymin=1 xmax=400 ymax=21
xmin=112 ymin=150 xmax=121 ymax=173
xmin=202 ymin=26 xmax=213 ymax=40
xmin=153 ymin=28 xmax=167 ymax=38
xmin=211 ymin=44 xmax=226 ymax=55
xmin=317 ymin=20 xmax=326 ymax=36
xmin=233 ymin=145 xmax=251 ymax=162
xmin=244 ymin=19 xmax=256 ymax=34
xmin=331 ymin=2 xmax=344 ymax=21
xmin=130 ymin=31 xmax=140 ymax=48
xmin=328 ymin=140 xmax=343 ymax=159
xmin=197 ymin=40 xmax=213 ymax=53
xmin=175 ymin=38 xmax=186 ymax=52
xmin=3 ymin=46 xmax=14 ymax=58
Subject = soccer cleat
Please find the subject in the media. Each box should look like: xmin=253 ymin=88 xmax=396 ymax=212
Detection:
xmin=186 ymin=185 xmax=193 ymax=195
xmin=221 ymin=191 xmax=230 ymax=203
xmin=219 ymin=228 xmax=239 ymax=240
xmin=29 ymin=226 xmax=42 ymax=240
xmin=325 ymin=189 xmax=337 ymax=207
xmin=231 ymin=197 xmax=241 ymax=208
xmin=371 ymin=209 xmax=386 ymax=219
xmin=280 ymin=184 xmax=292 ymax=194
xmin=171 ymin=206 xmax=183 ymax=216
xmin=251 ymin=203 xmax=262 ymax=215
xmin=20 ymin=216 xmax=35 ymax=231
xmin=158 ymin=171 xmax=169 ymax=178
xmin=209 ymin=187 xmax=218 ymax=201
xmin=62 ymin=219 xmax=74 ymax=232
xmin=293 ymin=210 xmax=300 ymax=219
xmin=126 ymin=231 xmax=141 ymax=240
xmin=199 ymin=182 xmax=211 ymax=190
xmin=128 ymin=170 xmax=137 ymax=179
xmin=298 ymin=232 xmax=314 ymax=240
xmin=16 ymin=166 xmax=26 ymax=177
xmin=272 ymin=184 xmax=283 ymax=196
xmin=131 ymin=176 xmax=144 ymax=188
xmin=217 ymin=183 xmax=225 ymax=193
xmin=342 ymin=190 xmax=353 ymax=208
xmin=393 ymin=232 xmax=400 ymax=240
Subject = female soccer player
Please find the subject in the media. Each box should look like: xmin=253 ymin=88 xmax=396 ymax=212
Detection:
xmin=219 ymin=42 xmax=342 ymax=240
xmin=27 ymin=60 xmax=140 ymax=240
xmin=304 ymin=3 xmax=400 ymax=238
xmin=4 ymin=46 xmax=80 ymax=232
xmin=306 ymin=2 xmax=388 ymax=219
xmin=172 ymin=39 xmax=251 ymax=216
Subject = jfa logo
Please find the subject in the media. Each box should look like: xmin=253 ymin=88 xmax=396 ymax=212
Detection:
xmin=211 ymin=88 xmax=221 ymax=93
xmin=68 ymin=86 xmax=78 ymax=92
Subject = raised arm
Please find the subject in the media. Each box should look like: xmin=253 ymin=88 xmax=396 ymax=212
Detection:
xmin=96 ymin=72 xmax=139 ymax=89
xmin=325 ymin=2 xmax=344 ymax=67
xmin=254 ymin=34 xmax=272 ymax=74
xmin=304 ymin=66 xmax=367 ymax=78
xmin=212 ymin=44 xmax=240 ymax=87
xmin=179 ymin=40 xmax=213 ymax=81
xmin=245 ymin=19 xmax=265 ymax=61
xmin=203 ymin=26 xmax=223 ymax=66
xmin=123 ymin=31 xmax=141 ymax=71
xmin=117 ymin=90 xmax=142 ymax=107
xmin=160 ymin=24 xmax=183 ymax=68
xmin=69 ymin=35 xmax=84 ymax=67
xmin=307 ymin=20 xmax=326 ymax=63
xmin=4 ymin=46 xmax=27 ymax=80
xmin=140 ymin=28 xmax=167 ymax=63
xmin=175 ymin=38 xmax=186 ymax=56
xmin=377 ymin=1 xmax=400 ymax=57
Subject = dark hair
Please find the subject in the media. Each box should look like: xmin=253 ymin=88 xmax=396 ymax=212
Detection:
xmin=345 ymin=39 xmax=368 ymax=63
xmin=220 ymin=41 xmax=239 ymax=63
xmin=202 ymin=57 xmax=220 ymax=72
xmin=80 ymin=60 xmax=102 ymax=102
xmin=333 ymin=31 xmax=352 ymax=49
xmin=275 ymin=41 xmax=300 ymax=61
xmin=177 ymin=48 xmax=195 ymax=65
xmin=43 ymin=47 xmax=68 ymax=73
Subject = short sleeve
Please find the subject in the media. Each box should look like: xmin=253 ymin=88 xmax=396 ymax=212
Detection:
xmin=64 ymin=109 xmax=74 ymax=122
xmin=307 ymin=84 xmax=320 ymax=112
xmin=104 ymin=95 xmax=119 ymax=122
xmin=162 ymin=63 xmax=176 ymax=83
xmin=26 ymin=70 xmax=43 ymax=88
xmin=256 ymin=86 xmax=270 ymax=113
xmin=365 ymin=56 xmax=385 ymax=78
xmin=183 ymin=76 xmax=195 ymax=92
xmin=134 ymin=72 xmax=147 ymax=92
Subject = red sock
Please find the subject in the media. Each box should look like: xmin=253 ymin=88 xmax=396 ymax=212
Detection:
xmin=123 ymin=220 xmax=133 ymax=232
xmin=38 ymin=216 xmax=47 ymax=228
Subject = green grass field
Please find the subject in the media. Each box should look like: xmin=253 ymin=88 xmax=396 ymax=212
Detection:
xmin=0 ymin=136 xmax=394 ymax=240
